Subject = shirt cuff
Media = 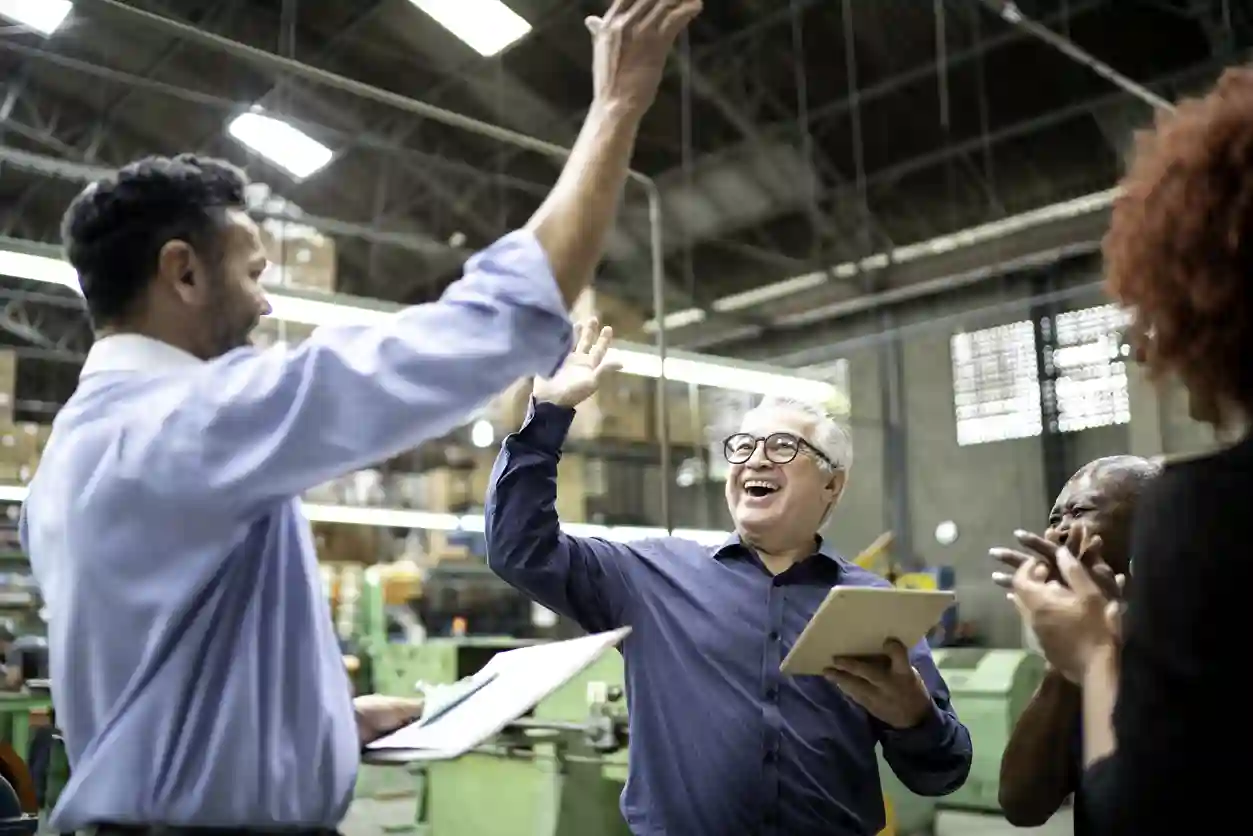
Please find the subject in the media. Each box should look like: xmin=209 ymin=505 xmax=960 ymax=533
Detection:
xmin=519 ymin=397 xmax=576 ymax=452
xmin=462 ymin=229 xmax=572 ymax=378
xmin=879 ymin=700 xmax=948 ymax=752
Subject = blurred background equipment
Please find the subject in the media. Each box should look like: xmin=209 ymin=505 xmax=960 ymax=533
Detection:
xmin=0 ymin=0 xmax=1248 ymax=833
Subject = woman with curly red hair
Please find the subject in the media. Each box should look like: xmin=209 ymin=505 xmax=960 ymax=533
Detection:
xmin=995 ymin=66 xmax=1253 ymax=834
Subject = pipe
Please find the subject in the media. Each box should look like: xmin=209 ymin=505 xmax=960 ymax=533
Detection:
xmin=982 ymin=1 xmax=1176 ymax=112
xmin=76 ymin=0 xmax=676 ymax=529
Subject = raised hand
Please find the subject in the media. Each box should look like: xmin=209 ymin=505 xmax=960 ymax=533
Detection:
xmin=532 ymin=319 xmax=623 ymax=408
xmin=587 ymin=0 xmax=703 ymax=117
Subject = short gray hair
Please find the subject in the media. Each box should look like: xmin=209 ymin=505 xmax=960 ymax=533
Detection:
xmin=747 ymin=395 xmax=853 ymax=474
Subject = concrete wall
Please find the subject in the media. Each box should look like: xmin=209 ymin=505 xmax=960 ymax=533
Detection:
xmin=770 ymin=257 xmax=1217 ymax=647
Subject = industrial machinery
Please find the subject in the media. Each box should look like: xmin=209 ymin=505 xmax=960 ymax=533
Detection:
xmin=880 ymin=647 xmax=1047 ymax=835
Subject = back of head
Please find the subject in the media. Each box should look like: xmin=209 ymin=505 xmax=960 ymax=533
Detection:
xmin=1103 ymin=67 xmax=1253 ymax=427
xmin=61 ymin=154 xmax=249 ymax=328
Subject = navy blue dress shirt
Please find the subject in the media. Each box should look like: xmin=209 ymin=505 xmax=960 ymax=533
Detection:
xmin=486 ymin=400 xmax=972 ymax=836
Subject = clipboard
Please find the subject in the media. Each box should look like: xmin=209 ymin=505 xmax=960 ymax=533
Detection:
xmin=780 ymin=586 xmax=955 ymax=676
xmin=364 ymin=626 xmax=631 ymax=764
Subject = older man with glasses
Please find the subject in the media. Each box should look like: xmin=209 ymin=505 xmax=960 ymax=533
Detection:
xmin=484 ymin=320 xmax=971 ymax=836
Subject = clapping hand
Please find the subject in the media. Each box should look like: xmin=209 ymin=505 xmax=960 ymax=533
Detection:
xmin=991 ymin=523 xmax=1124 ymax=601
xmin=993 ymin=531 xmax=1123 ymax=682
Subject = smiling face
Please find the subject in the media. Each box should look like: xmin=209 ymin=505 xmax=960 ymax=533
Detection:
xmin=1044 ymin=458 xmax=1145 ymax=576
xmin=724 ymin=406 xmax=845 ymax=548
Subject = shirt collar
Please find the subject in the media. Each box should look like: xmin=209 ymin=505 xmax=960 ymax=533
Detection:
xmin=714 ymin=533 xmax=843 ymax=567
xmin=79 ymin=334 xmax=205 ymax=378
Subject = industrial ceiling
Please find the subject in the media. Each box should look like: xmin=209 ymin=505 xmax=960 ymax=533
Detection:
xmin=0 ymin=0 xmax=1249 ymax=393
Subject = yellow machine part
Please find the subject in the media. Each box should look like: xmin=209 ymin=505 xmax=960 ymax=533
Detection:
xmin=877 ymin=792 xmax=897 ymax=836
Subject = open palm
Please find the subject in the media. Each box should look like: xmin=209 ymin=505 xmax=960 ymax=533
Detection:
xmin=533 ymin=318 xmax=622 ymax=408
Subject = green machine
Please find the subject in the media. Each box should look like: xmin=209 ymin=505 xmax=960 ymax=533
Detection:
xmin=368 ymin=636 xmax=631 ymax=836
xmin=880 ymin=647 xmax=1046 ymax=834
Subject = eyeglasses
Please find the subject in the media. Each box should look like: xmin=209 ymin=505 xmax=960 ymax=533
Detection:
xmin=722 ymin=432 xmax=835 ymax=468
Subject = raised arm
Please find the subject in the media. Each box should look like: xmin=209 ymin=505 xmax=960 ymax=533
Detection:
xmin=875 ymin=641 xmax=973 ymax=797
xmin=485 ymin=397 xmax=636 ymax=633
xmin=485 ymin=324 xmax=638 ymax=632
xmin=100 ymin=0 xmax=706 ymax=521
xmin=998 ymin=670 xmax=1081 ymax=826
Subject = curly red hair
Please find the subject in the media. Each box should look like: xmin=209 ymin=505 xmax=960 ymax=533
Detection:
xmin=1103 ymin=66 xmax=1253 ymax=425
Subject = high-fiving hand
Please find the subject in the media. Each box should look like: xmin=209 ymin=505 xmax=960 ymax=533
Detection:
xmin=533 ymin=318 xmax=623 ymax=408
xmin=588 ymin=0 xmax=703 ymax=118
xmin=825 ymin=639 xmax=934 ymax=729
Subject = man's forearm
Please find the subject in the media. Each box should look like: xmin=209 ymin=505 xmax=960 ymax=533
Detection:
xmin=526 ymin=104 xmax=642 ymax=305
xmin=1080 ymin=644 xmax=1119 ymax=767
xmin=998 ymin=670 xmax=1081 ymax=825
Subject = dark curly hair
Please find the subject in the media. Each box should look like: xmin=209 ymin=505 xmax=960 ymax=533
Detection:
xmin=1103 ymin=67 xmax=1253 ymax=425
xmin=60 ymin=154 xmax=249 ymax=326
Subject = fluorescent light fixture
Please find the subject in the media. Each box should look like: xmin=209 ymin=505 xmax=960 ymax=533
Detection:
xmin=0 ymin=0 xmax=72 ymax=36
xmin=0 ymin=243 xmax=838 ymax=400
xmin=0 ymin=483 xmax=724 ymax=542
xmin=407 ymin=0 xmax=531 ymax=57
xmin=711 ymin=188 xmax=1120 ymax=316
xmin=227 ymin=112 xmax=334 ymax=181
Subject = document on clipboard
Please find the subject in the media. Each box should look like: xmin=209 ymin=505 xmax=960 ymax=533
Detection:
xmin=364 ymin=626 xmax=631 ymax=763
xmin=780 ymin=586 xmax=955 ymax=676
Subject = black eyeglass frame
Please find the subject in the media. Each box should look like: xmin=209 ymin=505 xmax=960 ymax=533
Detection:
xmin=721 ymin=432 xmax=836 ymax=469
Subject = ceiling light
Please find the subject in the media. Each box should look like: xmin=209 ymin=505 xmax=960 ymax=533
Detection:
xmin=227 ymin=112 xmax=333 ymax=181
xmin=0 ymin=0 xmax=72 ymax=36
xmin=407 ymin=0 xmax=531 ymax=57
xmin=0 ymin=482 xmax=724 ymax=542
xmin=0 ymin=243 xmax=839 ymax=400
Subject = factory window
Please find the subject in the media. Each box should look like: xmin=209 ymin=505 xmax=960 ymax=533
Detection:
xmin=1042 ymin=304 xmax=1132 ymax=433
xmin=951 ymin=321 xmax=1043 ymax=446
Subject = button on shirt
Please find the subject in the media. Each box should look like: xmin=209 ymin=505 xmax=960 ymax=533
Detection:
xmin=486 ymin=401 xmax=972 ymax=836
xmin=21 ymin=231 xmax=572 ymax=831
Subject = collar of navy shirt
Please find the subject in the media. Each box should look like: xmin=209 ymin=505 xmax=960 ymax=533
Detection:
xmin=714 ymin=533 xmax=847 ymax=582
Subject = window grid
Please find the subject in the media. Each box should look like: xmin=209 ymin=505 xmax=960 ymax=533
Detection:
xmin=951 ymin=321 xmax=1043 ymax=447
xmin=1044 ymin=305 xmax=1132 ymax=433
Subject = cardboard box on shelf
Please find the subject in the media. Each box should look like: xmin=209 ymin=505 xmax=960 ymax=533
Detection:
xmin=417 ymin=466 xmax=479 ymax=513
xmin=568 ymin=375 xmax=651 ymax=442
xmin=657 ymin=388 xmax=708 ymax=448
xmin=0 ymin=350 xmax=16 ymax=423
xmin=487 ymin=377 xmax=534 ymax=433
xmin=259 ymin=219 xmax=338 ymax=294
xmin=0 ymin=423 xmax=48 ymax=478
xmin=571 ymin=288 xmax=647 ymax=340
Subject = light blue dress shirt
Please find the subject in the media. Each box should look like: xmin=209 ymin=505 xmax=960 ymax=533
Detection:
xmin=19 ymin=231 xmax=572 ymax=830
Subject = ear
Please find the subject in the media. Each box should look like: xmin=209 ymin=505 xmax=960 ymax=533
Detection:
xmin=156 ymin=239 xmax=200 ymax=304
xmin=825 ymin=469 xmax=847 ymax=501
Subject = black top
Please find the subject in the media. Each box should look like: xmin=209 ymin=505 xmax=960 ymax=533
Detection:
xmin=1080 ymin=432 xmax=1251 ymax=833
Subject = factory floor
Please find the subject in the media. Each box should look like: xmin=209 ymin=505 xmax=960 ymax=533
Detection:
xmin=338 ymin=799 xmax=1077 ymax=836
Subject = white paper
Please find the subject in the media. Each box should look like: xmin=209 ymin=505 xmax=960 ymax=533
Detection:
xmin=367 ymin=626 xmax=631 ymax=757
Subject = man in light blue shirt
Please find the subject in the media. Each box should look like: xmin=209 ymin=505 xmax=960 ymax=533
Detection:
xmin=19 ymin=2 xmax=701 ymax=830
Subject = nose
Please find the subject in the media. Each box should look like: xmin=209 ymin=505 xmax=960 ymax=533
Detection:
xmin=744 ymin=440 xmax=772 ymax=468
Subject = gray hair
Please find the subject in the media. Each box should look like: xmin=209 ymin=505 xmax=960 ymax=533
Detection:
xmin=746 ymin=395 xmax=853 ymax=529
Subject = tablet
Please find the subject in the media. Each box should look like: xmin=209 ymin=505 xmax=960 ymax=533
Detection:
xmin=780 ymin=586 xmax=956 ymax=676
